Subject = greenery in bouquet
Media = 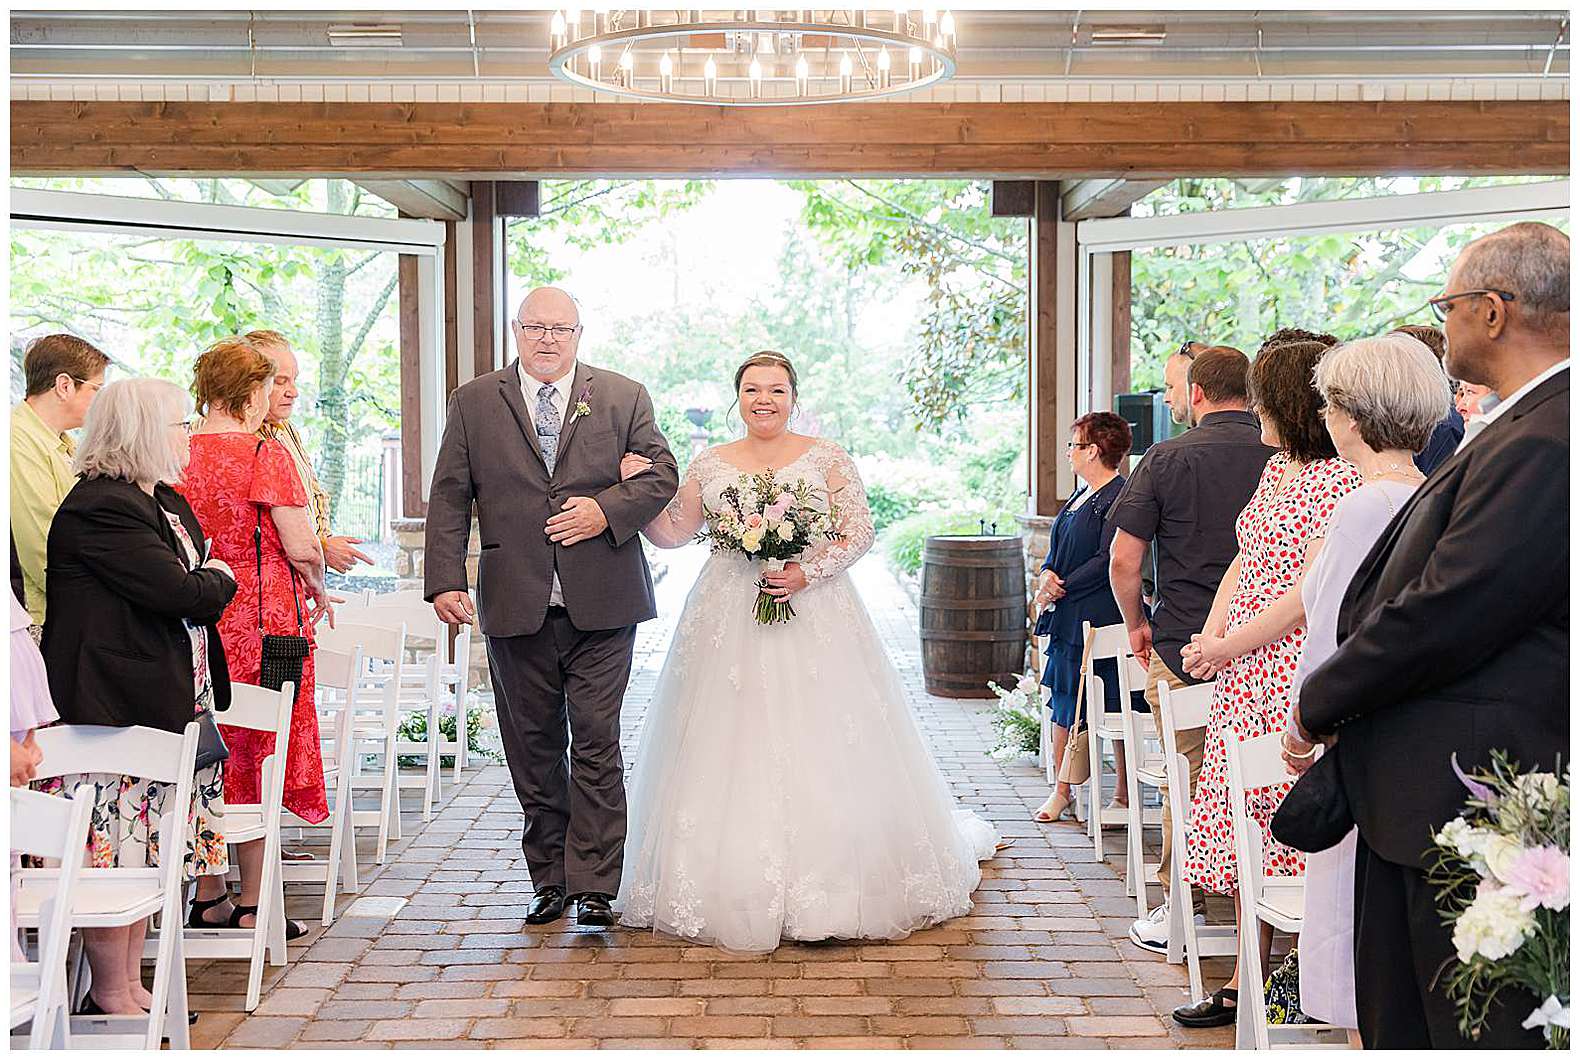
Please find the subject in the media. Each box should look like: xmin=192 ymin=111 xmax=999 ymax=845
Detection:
xmin=701 ymin=468 xmax=843 ymax=624
xmin=1426 ymin=751 xmax=1569 ymax=1048
xmin=396 ymin=695 xmax=505 ymax=768
xmin=987 ymin=672 xmax=1044 ymax=760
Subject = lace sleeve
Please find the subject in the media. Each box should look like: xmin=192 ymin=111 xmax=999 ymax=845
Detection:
xmin=642 ymin=451 xmax=707 ymax=549
xmin=800 ymin=442 xmax=875 ymax=585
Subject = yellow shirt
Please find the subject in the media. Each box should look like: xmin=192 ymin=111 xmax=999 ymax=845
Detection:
xmin=260 ymin=420 xmax=332 ymax=539
xmin=10 ymin=401 xmax=78 ymax=625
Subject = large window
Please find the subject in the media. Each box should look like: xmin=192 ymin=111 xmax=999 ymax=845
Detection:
xmin=9 ymin=182 xmax=444 ymax=558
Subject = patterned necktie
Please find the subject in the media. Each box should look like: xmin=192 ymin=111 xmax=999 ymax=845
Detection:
xmin=536 ymin=383 xmax=561 ymax=474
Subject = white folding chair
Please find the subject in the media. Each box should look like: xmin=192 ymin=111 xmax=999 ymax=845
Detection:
xmin=296 ymin=647 xmax=363 ymax=925
xmin=19 ymin=722 xmax=200 ymax=1050
xmin=338 ymin=599 xmax=445 ymax=818
xmin=171 ymin=681 xmax=293 ymax=1012
xmin=1084 ymin=622 xmax=1139 ymax=865
xmin=1225 ymin=728 xmax=1346 ymax=1050
xmin=1121 ymin=682 xmax=1167 ymax=919
xmin=317 ymin=621 xmax=408 ymax=864
xmin=363 ymin=586 xmax=479 ymax=771
xmin=10 ymin=786 xmax=93 ymax=1050
xmin=1158 ymin=680 xmax=1237 ymax=999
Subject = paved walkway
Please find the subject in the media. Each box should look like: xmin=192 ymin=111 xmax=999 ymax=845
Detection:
xmin=191 ymin=552 xmax=1234 ymax=1049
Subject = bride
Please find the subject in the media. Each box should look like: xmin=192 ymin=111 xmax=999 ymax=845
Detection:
xmin=612 ymin=350 xmax=1000 ymax=953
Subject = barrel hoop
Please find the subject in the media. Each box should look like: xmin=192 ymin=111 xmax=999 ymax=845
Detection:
xmin=919 ymin=630 xmax=1028 ymax=643
xmin=921 ymin=554 xmax=1024 ymax=569
xmin=919 ymin=594 xmax=1027 ymax=609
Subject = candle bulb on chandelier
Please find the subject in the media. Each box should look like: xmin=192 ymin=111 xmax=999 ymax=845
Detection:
xmin=795 ymin=54 xmax=810 ymax=94
xmin=659 ymin=51 xmax=674 ymax=92
xmin=619 ymin=48 xmax=634 ymax=87
xmin=550 ymin=10 xmax=567 ymax=48
xmin=749 ymin=56 xmax=764 ymax=98
xmin=704 ymin=55 xmax=718 ymax=96
xmin=587 ymin=43 xmax=602 ymax=81
xmin=566 ymin=7 xmax=581 ymax=41
xmin=893 ymin=8 xmax=908 ymax=34
xmin=839 ymin=50 xmax=853 ymax=93
xmin=908 ymin=44 xmax=923 ymax=79
xmin=877 ymin=46 xmax=891 ymax=87
xmin=922 ymin=5 xmax=937 ymax=33
xmin=940 ymin=11 xmax=955 ymax=47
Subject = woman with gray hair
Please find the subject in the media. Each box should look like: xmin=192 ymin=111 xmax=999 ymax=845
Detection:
xmin=38 ymin=376 xmax=237 ymax=1016
xmin=1280 ymin=332 xmax=1450 ymax=1042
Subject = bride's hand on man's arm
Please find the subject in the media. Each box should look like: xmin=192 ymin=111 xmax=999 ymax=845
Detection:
xmin=619 ymin=452 xmax=654 ymax=481
xmin=761 ymin=562 xmax=808 ymax=600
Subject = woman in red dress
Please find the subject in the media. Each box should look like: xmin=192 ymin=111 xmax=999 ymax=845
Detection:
xmin=1171 ymin=337 xmax=1363 ymax=1029
xmin=180 ymin=337 xmax=333 ymax=938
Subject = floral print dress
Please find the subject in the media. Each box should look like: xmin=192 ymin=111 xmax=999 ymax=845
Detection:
xmin=1182 ymin=453 xmax=1362 ymax=896
xmin=42 ymin=506 xmax=229 ymax=878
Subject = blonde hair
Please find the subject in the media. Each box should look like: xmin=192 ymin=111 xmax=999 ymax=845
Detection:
xmin=243 ymin=329 xmax=290 ymax=356
xmin=73 ymin=378 xmax=190 ymax=485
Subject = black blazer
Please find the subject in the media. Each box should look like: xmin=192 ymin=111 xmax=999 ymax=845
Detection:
xmin=42 ymin=476 xmax=237 ymax=734
xmin=1033 ymin=475 xmax=1126 ymax=646
xmin=1300 ymin=369 xmax=1569 ymax=868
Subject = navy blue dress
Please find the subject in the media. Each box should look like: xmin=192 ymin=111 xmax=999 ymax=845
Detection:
xmin=1033 ymin=476 xmax=1146 ymax=727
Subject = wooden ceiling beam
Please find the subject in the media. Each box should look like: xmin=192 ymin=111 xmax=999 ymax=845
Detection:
xmin=353 ymin=178 xmax=469 ymax=220
xmin=11 ymin=101 xmax=1568 ymax=178
xmin=1061 ymin=178 xmax=1169 ymax=220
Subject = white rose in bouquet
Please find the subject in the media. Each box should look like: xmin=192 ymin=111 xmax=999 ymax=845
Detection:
xmin=1453 ymin=882 xmax=1536 ymax=962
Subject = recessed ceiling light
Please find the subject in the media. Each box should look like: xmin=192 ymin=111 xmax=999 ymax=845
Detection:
xmin=327 ymin=24 xmax=403 ymax=48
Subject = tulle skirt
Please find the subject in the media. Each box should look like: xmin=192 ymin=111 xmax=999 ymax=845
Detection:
xmin=616 ymin=553 xmax=1000 ymax=953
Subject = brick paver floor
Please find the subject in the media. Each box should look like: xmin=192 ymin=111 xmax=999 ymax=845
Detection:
xmin=192 ymin=551 xmax=1235 ymax=1048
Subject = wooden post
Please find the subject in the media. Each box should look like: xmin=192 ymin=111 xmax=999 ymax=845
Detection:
xmin=442 ymin=219 xmax=459 ymax=394
xmin=1029 ymin=181 xmax=1063 ymax=517
xmin=397 ymin=254 xmax=425 ymax=518
xmin=1111 ymin=249 xmax=1132 ymax=397
xmin=470 ymin=181 xmax=501 ymax=377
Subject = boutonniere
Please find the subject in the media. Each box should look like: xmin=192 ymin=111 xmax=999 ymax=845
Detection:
xmin=570 ymin=385 xmax=593 ymax=424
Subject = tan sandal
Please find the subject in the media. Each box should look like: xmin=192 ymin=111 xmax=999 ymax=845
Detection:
xmin=1034 ymin=791 xmax=1073 ymax=823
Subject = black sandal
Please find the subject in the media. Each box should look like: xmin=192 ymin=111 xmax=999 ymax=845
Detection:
xmin=1172 ymin=986 xmax=1239 ymax=1028
xmin=229 ymin=903 xmax=308 ymax=941
xmin=186 ymin=894 xmax=233 ymax=929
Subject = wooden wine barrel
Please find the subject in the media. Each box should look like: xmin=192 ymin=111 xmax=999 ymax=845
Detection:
xmin=918 ymin=535 xmax=1028 ymax=699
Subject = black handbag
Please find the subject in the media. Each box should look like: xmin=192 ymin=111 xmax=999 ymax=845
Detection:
xmin=193 ymin=708 xmax=230 ymax=771
xmin=1270 ymin=745 xmax=1353 ymax=853
xmin=255 ymin=490 xmax=311 ymax=696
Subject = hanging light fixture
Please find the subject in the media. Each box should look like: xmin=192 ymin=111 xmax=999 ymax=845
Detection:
xmin=546 ymin=8 xmax=958 ymax=106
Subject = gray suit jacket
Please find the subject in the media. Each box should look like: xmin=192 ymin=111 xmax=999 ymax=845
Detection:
xmin=424 ymin=360 xmax=679 ymax=637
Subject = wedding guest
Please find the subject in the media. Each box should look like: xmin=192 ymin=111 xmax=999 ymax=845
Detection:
xmin=1298 ymin=222 xmax=1568 ymax=1048
xmin=1109 ymin=345 xmax=1274 ymax=953
xmin=1391 ymin=323 xmax=1463 ymax=473
xmin=1280 ymin=333 xmax=1449 ymax=1044
xmin=1031 ymin=411 xmax=1140 ymax=823
xmin=1161 ymin=341 xmax=1208 ymax=425
xmin=10 ymin=589 xmax=56 ymax=787
xmin=10 ymin=334 xmax=109 ymax=632
xmin=182 ymin=337 xmax=332 ymax=938
xmin=245 ymin=330 xmax=373 ymax=573
xmin=1454 ymin=379 xmax=1496 ymax=422
xmin=39 ymin=378 xmax=235 ymax=1016
xmin=1170 ymin=338 xmax=1363 ymax=1029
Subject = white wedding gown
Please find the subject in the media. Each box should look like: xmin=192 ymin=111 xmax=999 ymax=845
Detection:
xmin=615 ymin=438 xmax=1000 ymax=953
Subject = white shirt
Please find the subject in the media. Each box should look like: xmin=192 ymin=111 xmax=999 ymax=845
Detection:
xmin=518 ymin=361 xmax=577 ymax=607
xmin=1457 ymin=359 xmax=1568 ymax=453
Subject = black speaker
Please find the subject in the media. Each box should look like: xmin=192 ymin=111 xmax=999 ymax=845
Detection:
xmin=1115 ymin=391 xmax=1175 ymax=455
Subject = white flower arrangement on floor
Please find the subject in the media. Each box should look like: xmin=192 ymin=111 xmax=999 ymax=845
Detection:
xmin=1427 ymin=751 xmax=1569 ymax=1048
xmin=986 ymin=672 xmax=1044 ymax=760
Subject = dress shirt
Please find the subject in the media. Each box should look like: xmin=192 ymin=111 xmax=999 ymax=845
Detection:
xmin=260 ymin=419 xmax=333 ymax=539
xmin=9 ymin=401 xmax=78 ymax=625
xmin=1457 ymin=359 xmax=1569 ymax=453
xmin=518 ymin=361 xmax=577 ymax=607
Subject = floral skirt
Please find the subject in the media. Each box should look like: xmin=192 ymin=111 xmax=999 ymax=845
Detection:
xmin=39 ymin=763 xmax=228 ymax=879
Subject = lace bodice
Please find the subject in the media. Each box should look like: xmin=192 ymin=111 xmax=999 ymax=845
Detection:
xmin=644 ymin=437 xmax=875 ymax=585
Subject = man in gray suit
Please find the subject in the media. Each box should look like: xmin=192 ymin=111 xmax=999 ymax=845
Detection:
xmin=425 ymin=287 xmax=679 ymax=927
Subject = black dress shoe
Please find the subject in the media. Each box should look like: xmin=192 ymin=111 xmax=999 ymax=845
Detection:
xmin=575 ymin=892 xmax=615 ymax=927
xmin=1172 ymin=987 xmax=1239 ymax=1028
xmin=525 ymin=886 xmax=567 ymax=925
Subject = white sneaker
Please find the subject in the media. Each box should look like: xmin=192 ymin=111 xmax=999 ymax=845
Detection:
xmin=1127 ymin=902 xmax=1205 ymax=954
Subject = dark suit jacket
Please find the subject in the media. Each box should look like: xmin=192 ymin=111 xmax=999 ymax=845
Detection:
xmin=1034 ymin=475 xmax=1126 ymax=646
xmin=424 ymin=360 xmax=680 ymax=637
xmin=43 ymin=477 xmax=236 ymax=733
xmin=1300 ymin=369 xmax=1569 ymax=868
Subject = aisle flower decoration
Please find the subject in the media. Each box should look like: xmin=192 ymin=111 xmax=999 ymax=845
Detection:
xmin=986 ymin=672 xmax=1044 ymax=760
xmin=700 ymin=469 xmax=842 ymax=624
xmin=1426 ymin=751 xmax=1569 ymax=1048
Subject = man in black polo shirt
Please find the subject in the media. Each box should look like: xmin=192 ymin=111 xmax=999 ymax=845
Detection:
xmin=1108 ymin=345 xmax=1275 ymax=954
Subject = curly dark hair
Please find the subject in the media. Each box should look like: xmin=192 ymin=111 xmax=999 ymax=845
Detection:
xmin=1072 ymin=411 xmax=1133 ymax=470
xmin=1257 ymin=327 xmax=1339 ymax=355
xmin=1248 ymin=340 xmax=1338 ymax=463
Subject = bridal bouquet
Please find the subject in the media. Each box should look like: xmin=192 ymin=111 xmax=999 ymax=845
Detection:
xmin=701 ymin=469 xmax=842 ymax=624
xmin=1426 ymin=751 xmax=1569 ymax=1048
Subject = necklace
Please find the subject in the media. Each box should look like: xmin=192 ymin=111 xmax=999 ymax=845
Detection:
xmin=1361 ymin=459 xmax=1422 ymax=483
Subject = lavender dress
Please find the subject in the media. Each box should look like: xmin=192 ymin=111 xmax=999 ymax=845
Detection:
xmin=11 ymin=590 xmax=58 ymax=960
xmin=1291 ymin=480 xmax=1416 ymax=1029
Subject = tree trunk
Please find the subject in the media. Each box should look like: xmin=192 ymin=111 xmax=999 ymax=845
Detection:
xmin=316 ymin=181 xmax=352 ymax=518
